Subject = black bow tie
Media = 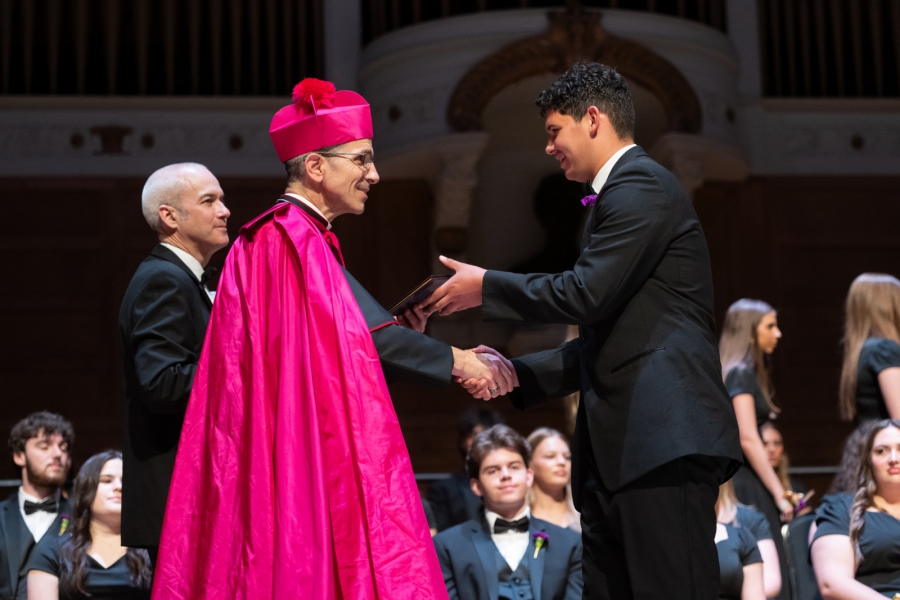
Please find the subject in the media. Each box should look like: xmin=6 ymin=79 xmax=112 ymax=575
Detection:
xmin=24 ymin=498 xmax=58 ymax=515
xmin=493 ymin=516 xmax=529 ymax=534
xmin=200 ymin=266 xmax=218 ymax=287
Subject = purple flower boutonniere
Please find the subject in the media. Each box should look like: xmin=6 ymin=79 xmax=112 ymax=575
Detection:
xmin=581 ymin=194 xmax=598 ymax=207
xmin=533 ymin=531 xmax=548 ymax=559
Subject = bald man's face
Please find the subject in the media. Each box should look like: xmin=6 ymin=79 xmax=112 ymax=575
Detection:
xmin=171 ymin=167 xmax=230 ymax=255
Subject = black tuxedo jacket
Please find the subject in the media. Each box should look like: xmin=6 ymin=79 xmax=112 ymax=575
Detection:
xmin=0 ymin=492 xmax=71 ymax=600
xmin=483 ymin=147 xmax=742 ymax=494
xmin=119 ymin=244 xmax=212 ymax=548
xmin=427 ymin=470 xmax=483 ymax=531
xmin=433 ymin=516 xmax=582 ymax=600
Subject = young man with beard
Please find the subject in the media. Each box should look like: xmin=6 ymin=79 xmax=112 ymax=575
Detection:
xmin=433 ymin=424 xmax=582 ymax=600
xmin=0 ymin=411 xmax=73 ymax=600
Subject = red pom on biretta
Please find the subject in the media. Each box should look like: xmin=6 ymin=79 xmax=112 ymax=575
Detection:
xmin=292 ymin=78 xmax=336 ymax=112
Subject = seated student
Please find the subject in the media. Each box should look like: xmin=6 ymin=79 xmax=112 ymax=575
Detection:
xmin=433 ymin=425 xmax=582 ymax=600
xmin=812 ymin=418 xmax=900 ymax=599
xmin=719 ymin=480 xmax=781 ymax=598
xmin=0 ymin=412 xmax=74 ymax=600
xmin=526 ymin=428 xmax=580 ymax=532
xmin=429 ymin=409 xmax=504 ymax=531
xmin=761 ymin=422 xmax=811 ymax=516
xmin=26 ymin=450 xmax=152 ymax=600
xmin=716 ymin=482 xmax=766 ymax=600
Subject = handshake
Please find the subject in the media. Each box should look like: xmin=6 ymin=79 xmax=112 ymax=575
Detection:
xmin=451 ymin=346 xmax=519 ymax=401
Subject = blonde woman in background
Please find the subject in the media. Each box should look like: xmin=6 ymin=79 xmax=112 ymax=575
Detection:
xmin=839 ymin=273 xmax=900 ymax=425
xmin=526 ymin=428 xmax=580 ymax=532
xmin=719 ymin=299 xmax=792 ymax=600
xmin=715 ymin=480 xmax=766 ymax=600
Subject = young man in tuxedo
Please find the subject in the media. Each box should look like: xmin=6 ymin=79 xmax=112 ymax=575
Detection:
xmin=433 ymin=424 xmax=582 ymax=600
xmin=119 ymin=162 xmax=231 ymax=563
xmin=427 ymin=62 xmax=743 ymax=599
xmin=0 ymin=412 xmax=73 ymax=600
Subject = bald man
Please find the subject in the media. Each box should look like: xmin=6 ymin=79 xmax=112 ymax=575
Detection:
xmin=118 ymin=163 xmax=230 ymax=562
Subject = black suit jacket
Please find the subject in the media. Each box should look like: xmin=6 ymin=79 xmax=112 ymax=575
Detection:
xmin=0 ymin=492 xmax=71 ymax=600
xmin=482 ymin=147 xmax=742 ymax=494
xmin=433 ymin=516 xmax=582 ymax=600
xmin=119 ymin=244 xmax=212 ymax=548
xmin=427 ymin=470 xmax=483 ymax=532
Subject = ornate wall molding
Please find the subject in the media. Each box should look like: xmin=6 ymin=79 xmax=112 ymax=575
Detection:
xmin=447 ymin=9 xmax=702 ymax=134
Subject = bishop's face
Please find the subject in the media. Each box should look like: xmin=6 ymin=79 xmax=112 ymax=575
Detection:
xmin=321 ymin=139 xmax=379 ymax=216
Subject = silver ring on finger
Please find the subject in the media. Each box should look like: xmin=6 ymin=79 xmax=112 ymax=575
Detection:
xmin=488 ymin=386 xmax=499 ymax=393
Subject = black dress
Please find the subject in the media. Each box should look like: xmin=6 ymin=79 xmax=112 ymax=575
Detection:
xmin=26 ymin=534 xmax=150 ymax=600
xmin=814 ymin=493 xmax=900 ymax=596
xmin=856 ymin=338 xmax=900 ymax=424
xmin=725 ymin=365 xmax=790 ymax=600
xmin=717 ymin=522 xmax=763 ymax=600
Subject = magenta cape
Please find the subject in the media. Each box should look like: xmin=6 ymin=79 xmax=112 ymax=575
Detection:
xmin=152 ymin=203 xmax=447 ymax=600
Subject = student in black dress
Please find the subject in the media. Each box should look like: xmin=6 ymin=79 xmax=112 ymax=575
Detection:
xmin=716 ymin=482 xmax=765 ymax=600
xmin=719 ymin=299 xmax=793 ymax=600
xmin=26 ymin=451 xmax=151 ymax=600
xmin=839 ymin=274 xmax=900 ymax=424
xmin=812 ymin=419 xmax=900 ymax=599
xmin=719 ymin=479 xmax=781 ymax=599
xmin=761 ymin=422 xmax=811 ymax=516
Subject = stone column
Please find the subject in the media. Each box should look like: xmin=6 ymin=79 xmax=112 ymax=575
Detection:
xmin=431 ymin=132 xmax=490 ymax=265
xmin=650 ymin=133 xmax=750 ymax=198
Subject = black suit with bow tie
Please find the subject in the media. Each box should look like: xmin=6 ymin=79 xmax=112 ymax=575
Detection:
xmin=433 ymin=516 xmax=582 ymax=600
xmin=482 ymin=146 xmax=743 ymax=598
xmin=119 ymin=244 xmax=214 ymax=550
xmin=0 ymin=492 xmax=71 ymax=600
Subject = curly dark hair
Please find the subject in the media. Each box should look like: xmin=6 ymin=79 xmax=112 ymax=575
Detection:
xmin=8 ymin=411 xmax=74 ymax=457
xmin=536 ymin=61 xmax=635 ymax=140
xmin=466 ymin=425 xmax=531 ymax=480
xmin=848 ymin=419 xmax=900 ymax=568
xmin=59 ymin=450 xmax=152 ymax=597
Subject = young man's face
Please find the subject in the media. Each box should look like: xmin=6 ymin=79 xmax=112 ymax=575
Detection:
xmin=13 ymin=430 xmax=71 ymax=490
xmin=544 ymin=110 xmax=595 ymax=183
xmin=470 ymin=447 xmax=533 ymax=514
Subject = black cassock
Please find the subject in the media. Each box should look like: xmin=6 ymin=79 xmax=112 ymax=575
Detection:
xmin=120 ymin=200 xmax=452 ymax=549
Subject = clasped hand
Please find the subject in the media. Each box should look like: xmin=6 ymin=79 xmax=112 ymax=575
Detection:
xmin=450 ymin=346 xmax=519 ymax=401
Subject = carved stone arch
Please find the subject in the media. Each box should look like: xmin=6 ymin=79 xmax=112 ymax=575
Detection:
xmin=447 ymin=9 xmax=702 ymax=133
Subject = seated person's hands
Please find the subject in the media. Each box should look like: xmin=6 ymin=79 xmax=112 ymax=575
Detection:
xmin=450 ymin=347 xmax=516 ymax=400
xmin=395 ymin=304 xmax=428 ymax=333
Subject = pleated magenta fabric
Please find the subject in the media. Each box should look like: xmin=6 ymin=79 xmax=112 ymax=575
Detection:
xmin=151 ymin=202 xmax=447 ymax=600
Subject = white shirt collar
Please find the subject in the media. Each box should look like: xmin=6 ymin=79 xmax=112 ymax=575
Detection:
xmin=484 ymin=504 xmax=530 ymax=532
xmin=590 ymin=144 xmax=637 ymax=195
xmin=18 ymin=487 xmax=61 ymax=542
xmin=19 ymin=487 xmax=56 ymax=505
xmin=283 ymin=193 xmax=332 ymax=230
xmin=160 ymin=243 xmax=205 ymax=282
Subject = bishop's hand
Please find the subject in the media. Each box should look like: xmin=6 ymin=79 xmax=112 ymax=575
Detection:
xmin=450 ymin=347 xmax=514 ymax=400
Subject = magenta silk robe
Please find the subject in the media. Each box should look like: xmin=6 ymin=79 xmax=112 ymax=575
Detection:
xmin=151 ymin=203 xmax=447 ymax=600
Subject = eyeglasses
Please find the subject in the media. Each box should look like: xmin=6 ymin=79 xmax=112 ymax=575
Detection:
xmin=316 ymin=151 xmax=375 ymax=171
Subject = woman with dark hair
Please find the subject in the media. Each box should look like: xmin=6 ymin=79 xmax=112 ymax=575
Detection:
xmin=812 ymin=419 xmax=900 ymax=599
xmin=839 ymin=273 xmax=900 ymax=424
xmin=526 ymin=428 xmax=580 ymax=531
xmin=26 ymin=450 xmax=151 ymax=599
xmin=719 ymin=299 xmax=793 ymax=599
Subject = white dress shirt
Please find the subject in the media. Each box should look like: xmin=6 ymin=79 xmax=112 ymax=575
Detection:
xmin=590 ymin=144 xmax=637 ymax=195
xmin=160 ymin=243 xmax=215 ymax=302
xmin=282 ymin=193 xmax=332 ymax=230
xmin=18 ymin=488 xmax=60 ymax=542
xmin=485 ymin=506 xmax=531 ymax=571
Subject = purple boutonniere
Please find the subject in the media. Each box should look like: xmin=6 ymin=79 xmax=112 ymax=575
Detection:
xmin=580 ymin=194 xmax=597 ymax=207
xmin=533 ymin=531 xmax=548 ymax=559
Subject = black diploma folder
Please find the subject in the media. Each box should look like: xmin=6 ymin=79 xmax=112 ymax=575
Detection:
xmin=388 ymin=275 xmax=450 ymax=316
